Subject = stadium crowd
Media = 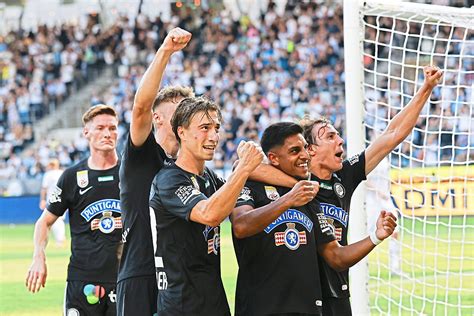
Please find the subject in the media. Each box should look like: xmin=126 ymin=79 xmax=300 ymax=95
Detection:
xmin=0 ymin=0 xmax=472 ymax=196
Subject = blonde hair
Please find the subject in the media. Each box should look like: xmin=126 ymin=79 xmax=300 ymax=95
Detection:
xmin=82 ymin=104 xmax=118 ymax=126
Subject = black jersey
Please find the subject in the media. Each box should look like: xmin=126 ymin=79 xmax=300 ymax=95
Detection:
xmin=233 ymin=181 xmax=336 ymax=316
xmin=118 ymin=132 xmax=173 ymax=282
xmin=47 ymin=158 xmax=121 ymax=283
xmin=311 ymin=152 xmax=366 ymax=298
xmin=149 ymin=164 xmax=230 ymax=315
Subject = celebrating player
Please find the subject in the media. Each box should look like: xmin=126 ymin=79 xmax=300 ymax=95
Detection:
xmin=302 ymin=65 xmax=443 ymax=315
xmin=149 ymin=96 xmax=264 ymax=315
xmin=26 ymin=105 xmax=121 ymax=316
xmin=231 ymin=122 xmax=397 ymax=315
xmin=116 ymin=27 xmax=193 ymax=316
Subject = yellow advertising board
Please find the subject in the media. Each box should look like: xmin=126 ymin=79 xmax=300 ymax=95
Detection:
xmin=390 ymin=166 xmax=474 ymax=216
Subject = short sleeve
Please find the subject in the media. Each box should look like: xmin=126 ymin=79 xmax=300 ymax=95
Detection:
xmin=46 ymin=171 xmax=69 ymax=217
xmin=151 ymin=169 xmax=208 ymax=221
xmin=340 ymin=151 xmax=367 ymax=190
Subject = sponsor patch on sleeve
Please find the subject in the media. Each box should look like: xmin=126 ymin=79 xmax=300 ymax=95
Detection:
xmin=175 ymin=185 xmax=202 ymax=205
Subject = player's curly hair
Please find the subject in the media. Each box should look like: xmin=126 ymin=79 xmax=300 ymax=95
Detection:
xmin=82 ymin=104 xmax=118 ymax=126
xmin=152 ymin=86 xmax=195 ymax=111
xmin=171 ymin=96 xmax=222 ymax=143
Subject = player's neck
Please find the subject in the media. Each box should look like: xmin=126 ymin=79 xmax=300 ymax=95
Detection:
xmin=88 ymin=150 xmax=118 ymax=170
xmin=310 ymin=167 xmax=332 ymax=180
xmin=155 ymin=131 xmax=178 ymax=159
xmin=175 ymin=150 xmax=205 ymax=175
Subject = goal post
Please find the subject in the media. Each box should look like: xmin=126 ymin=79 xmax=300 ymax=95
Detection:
xmin=344 ymin=0 xmax=474 ymax=314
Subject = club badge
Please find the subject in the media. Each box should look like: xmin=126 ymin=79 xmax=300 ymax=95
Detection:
xmin=274 ymin=223 xmax=307 ymax=250
xmin=264 ymin=186 xmax=280 ymax=200
xmin=91 ymin=211 xmax=122 ymax=234
xmin=334 ymin=182 xmax=345 ymax=198
xmin=76 ymin=170 xmax=89 ymax=188
xmin=207 ymin=227 xmax=220 ymax=255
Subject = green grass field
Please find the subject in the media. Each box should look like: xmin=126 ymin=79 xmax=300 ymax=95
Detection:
xmin=1 ymin=218 xmax=473 ymax=315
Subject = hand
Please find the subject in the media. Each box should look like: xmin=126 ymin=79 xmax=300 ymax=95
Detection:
xmin=161 ymin=27 xmax=192 ymax=53
xmin=236 ymin=141 xmax=264 ymax=174
xmin=26 ymin=256 xmax=47 ymax=293
xmin=423 ymin=65 xmax=443 ymax=89
xmin=39 ymin=200 xmax=46 ymax=210
xmin=285 ymin=180 xmax=319 ymax=207
xmin=375 ymin=210 xmax=397 ymax=240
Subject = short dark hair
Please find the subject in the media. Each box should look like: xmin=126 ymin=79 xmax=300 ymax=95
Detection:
xmin=260 ymin=122 xmax=304 ymax=154
xmin=152 ymin=86 xmax=195 ymax=111
xmin=82 ymin=104 xmax=118 ymax=125
xmin=301 ymin=116 xmax=330 ymax=145
xmin=171 ymin=96 xmax=222 ymax=143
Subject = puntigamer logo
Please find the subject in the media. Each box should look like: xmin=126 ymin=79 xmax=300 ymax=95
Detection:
xmin=81 ymin=199 xmax=121 ymax=221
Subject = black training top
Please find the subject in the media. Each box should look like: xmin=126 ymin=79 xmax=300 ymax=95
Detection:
xmin=47 ymin=158 xmax=121 ymax=283
xmin=118 ymin=132 xmax=173 ymax=283
xmin=311 ymin=152 xmax=366 ymax=298
xmin=233 ymin=181 xmax=336 ymax=315
xmin=149 ymin=164 xmax=230 ymax=315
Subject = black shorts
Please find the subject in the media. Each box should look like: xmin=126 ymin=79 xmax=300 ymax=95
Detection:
xmin=322 ymin=297 xmax=352 ymax=316
xmin=65 ymin=280 xmax=116 ymax=316
xmin=116 ymin=275 xmax=157 ymax=316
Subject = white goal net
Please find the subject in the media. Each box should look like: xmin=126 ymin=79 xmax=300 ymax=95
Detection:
xmin=344 ymin=1 xmax=474 ymax=315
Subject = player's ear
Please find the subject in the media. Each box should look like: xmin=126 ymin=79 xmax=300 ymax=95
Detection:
xmin=82 ymin=125 xmax=89 ymax=139
xmin=307 ymin=144 xmax=317 ymax=157
xmin=153 ymin=111 xmax=163 ymax=126
xmin=267 ymin=151 xmax=280 ymax=167
xmin=177 ymin=126 xmax=185 ymax=142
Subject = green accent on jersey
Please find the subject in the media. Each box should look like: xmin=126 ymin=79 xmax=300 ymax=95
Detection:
xmin=98 ymin=175 xmax=114 ymax=182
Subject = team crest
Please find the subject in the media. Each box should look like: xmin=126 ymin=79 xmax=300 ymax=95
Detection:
xmin=91 ymin=211 xmax=122 ymax=234
xmin=264 ymin=186 xmax=280 ymax=200
xmin=326 ymin=218 xmax=342 ymax=241
xmin=274 ymin=223 xmax=307 ymax=250
xmin=334 ymin=183 xmax=345 ymax=198
xmin=76 ymin=170 xmax=89 ymax=188
xmin=207 ymin=227 xmax=220 ymax=255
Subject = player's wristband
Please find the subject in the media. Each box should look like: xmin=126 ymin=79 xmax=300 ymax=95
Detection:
xmin=369 ymin=230 xmax=383 ymax=246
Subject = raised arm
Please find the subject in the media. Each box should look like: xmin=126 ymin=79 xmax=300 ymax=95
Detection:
xmin=25 ymin=209 xmax=59 ymax=293
xmin=190 ymin=141 xmax=264 ymax=226
xmin=365 ymin=66 xmax=443 ymax=175
xmin=232 ymin=180 xmax=319 ymax=238
xmin=131 ymin=27 xmax=192 ymax=147
xmin=317 ymin=211 xmax=397 ymax=271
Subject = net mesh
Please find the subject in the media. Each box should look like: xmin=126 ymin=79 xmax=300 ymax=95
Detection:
xmin=360 ymin=2 xmax=474 ymax=315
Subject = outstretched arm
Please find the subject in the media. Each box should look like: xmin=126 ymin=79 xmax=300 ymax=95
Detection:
xmin=26 ymin=209 xmax=59 ymax=293
xmin=131 ymin=27 xmax=192 ymax=147
xmin=318 ymin=211 xmax=397 ymax=271
xmin=365 ymin=66 xmax=443 ymax=175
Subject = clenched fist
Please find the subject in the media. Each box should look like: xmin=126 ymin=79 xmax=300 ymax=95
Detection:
xmin=423 ymin=65 xmax=443 ymax=89
xmin=161 ymin=27 xmax=192 ymax=53
xmin=236 ymin=141 xmax=265 ymax=174
xmin=285 ymin=180 xmax=319 ymax=207
xmin=375 ymin=210 xmax=398 ymax=241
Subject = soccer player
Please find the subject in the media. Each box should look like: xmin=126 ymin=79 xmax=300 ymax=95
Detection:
xmin=303 ymin=66 xmax=442 ymax=315
xmin=117 ymin=27 xmax=193 ymax=316
xmin=26 ymin=105 xmax=121 ymax=316
xmin=149 ymin=96 xmax=264 ymax=315
xmin=39 ymin=158 xmax=66 ymax=247
xmin=231 ymin=122 xmax=397 ymax=315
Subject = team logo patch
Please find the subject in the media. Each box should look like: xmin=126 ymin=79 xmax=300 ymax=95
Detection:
xmin=67 ymin=308 xmax=80 ymax=316
xmin=91 ymin=211 xmax=122 ymax=234
xmin=238 ymin=187 xmax=253 ymax=202
xmin=326 ymin=218 xmax=342 ymax=241
xmin=48 ymin=185 xmax=62 ymax=204
xmin=320 ymin=203 xmax=349 ymax=227
xmin=175 ymin=185 xmax=201 ymax=205
xmin=81 ymin=199 xmax=121 ymax=221
xmin=83 ymin=284 xmax=105 ymax=304
xmin=264 ymin=209 xmax=313 ymax=233
xmin=264 ymin=186 xmax=280 ymax=200
xmin=348 ymin=154 xmax=360 ymax=165
xmin=207 ymin=227 xmax=220 ymax=255
xmin=76 ymin=170 xmax=89 ymax=188
xmin=334 ymin=183 xmax=345 ymax=198
xmin=274 ymin=223 xmax=307 ymax=250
